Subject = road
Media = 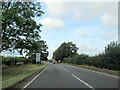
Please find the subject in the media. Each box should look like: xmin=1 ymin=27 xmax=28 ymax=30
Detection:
xmin=23 ymin=62 xmax=119 ymax=89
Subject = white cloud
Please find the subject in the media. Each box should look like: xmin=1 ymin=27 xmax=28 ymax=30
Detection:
xmin=41 ymin=18 xmax=64 ymax=29
xmin=66 ymin=40 xmax=99 ymax=56
xmin=79 ymin=32 xmax=88 ymax=37
xmin=75 ymin=28 xmax=88 ymax=38
xmin=44 ymin=2 xmax=117 ymax=22
xmin=101 ymin=13 xmax=118 ymax=27
xmin=101 ymin=33 xmax=117 ymax=40
xmin=79 ymin=44 xmax=96 ymax=53
xmin=48 ymin=47 xmax=57 ymax=59
xmin=1 ymin=51 xmax=22 ymax=57
xmin=76 ymin=42 xmax=98 ymax=56
xmin=75 ymin=26 xmax=99 ymax=38
xmin=40 ymin=1 xmax=118 ymax=57
xmin=43 ymin=1 xmax=118 ymax=29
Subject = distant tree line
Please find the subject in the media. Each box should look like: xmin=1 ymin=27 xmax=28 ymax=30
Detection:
xmin=1 ymin=2 xmax=48 ymax=63
xmin=53 ymin=41 xmax=120 ymax=70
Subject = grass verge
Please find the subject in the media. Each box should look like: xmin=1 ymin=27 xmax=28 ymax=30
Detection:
xmin=2 ymin=62 xmax=47 ymax=88
xmin=62 ymin=63 xmax=119 ymax=77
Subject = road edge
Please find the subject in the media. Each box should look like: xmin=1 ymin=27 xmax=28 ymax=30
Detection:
xmin=2 ymin=63 xmax=48 ymax=90
xmin=62 ymin=63 xmax=119 ymax=78
xmin=22 ymin=65 xmax=48 ymax=89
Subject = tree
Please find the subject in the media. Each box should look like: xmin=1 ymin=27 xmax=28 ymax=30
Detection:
xmin=53 ymin=42 xmax=78 ymax=61
xmin=105 ymin=41 xmax=120 ymax=70
xmin=2 ymin=2 xmax=48 ymax=60
xmin=26 ymin=40 xmax=48 ymax=62
xmin=62 ymin=41 xmax=120 ymax=71
xmin=2 ymin=2 xmax=44 ymax=54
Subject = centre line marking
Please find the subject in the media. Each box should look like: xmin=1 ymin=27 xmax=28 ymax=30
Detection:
xmin=63 ymin=68 xmax=69 ymax=72
xmin=72 ymin=74 xmax=95 ymax=90
xmin=68 ymin=65 xmax=118 ymax=78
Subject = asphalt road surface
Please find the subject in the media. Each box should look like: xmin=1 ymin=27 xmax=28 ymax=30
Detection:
xmin=23 ymin=62 xmax=119 ymax=89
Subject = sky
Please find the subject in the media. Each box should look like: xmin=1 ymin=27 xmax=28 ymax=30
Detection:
xmin=1 ymin=0 xmax=118 ymax=59
xmin=38 ymin=1 xmax=118 ymax=59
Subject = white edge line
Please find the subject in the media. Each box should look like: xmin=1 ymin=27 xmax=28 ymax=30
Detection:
xmin=22 ymin=66 xmax=48 ymax=89
xmin=63 ymin=68 xmax=69 ymax=72
xmin=72 ymin=74 xmax=95 ymax=90
xmin=67 ymin=65 xmax=119 ymax=78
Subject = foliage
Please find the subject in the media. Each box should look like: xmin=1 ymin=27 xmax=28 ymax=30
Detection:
xmin=53 ymin=42 xmax=79 ymax=61
xmin=26 ymin=40 xmax=48 ymax=63
xmin=105 ymin=41 xmax=120 ymax=70
xmin=62 ymin=41 xmax=120 ymax=70
xmin=2 ymin=56 xmax=30 ymax=66
xmin=63 ymin=54 xmax=89 ymax=65
xmin=2 ymin=2 xmax=48 ymax=60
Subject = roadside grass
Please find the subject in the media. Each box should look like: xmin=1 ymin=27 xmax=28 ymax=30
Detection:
xmin=2 ymin=62 xmax=47 ymax=88
xmin=62 ymin=63 xmax=119 ymax=77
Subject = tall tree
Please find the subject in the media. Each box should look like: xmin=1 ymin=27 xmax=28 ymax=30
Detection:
xmin=2 ymin=2 xmax=43 ymax=52
xmin=2 ymin=2 xmax=48 ymax=59
xmin=53 ymin=42 xmax=78 ymax=61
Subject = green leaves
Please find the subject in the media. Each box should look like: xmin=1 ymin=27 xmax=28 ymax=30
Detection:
xmin=2 ymin=56 xmax=30 ymax=66
xmin=53 ymin=42 xmax=79 ymax=61
xmin=104 ymin=41 xmax=120 ymax=70
xmin=63 ymin=41 xmax=120 ymax=71
xmin=2 ymin=2 xmax=48 ymax=60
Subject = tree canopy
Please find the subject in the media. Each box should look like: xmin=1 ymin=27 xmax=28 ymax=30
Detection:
xmin=53 ymin=42 xmax=79 ymax=61
xmin=2 ymin=2 xmax=48 ymax=60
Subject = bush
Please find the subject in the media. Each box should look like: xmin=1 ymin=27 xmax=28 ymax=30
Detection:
xmin=63 ymin=53 xmax=119 ymax=71
xmin=2 ymin=56 xmax=31 ymax=66
xmin=62 ymin=41 xmax=120 ymax=71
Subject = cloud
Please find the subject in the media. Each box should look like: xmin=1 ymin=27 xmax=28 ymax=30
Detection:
xmin=43 ymin=1 xmax=118 ymax=29
xmin=40 ymin=1 xmax=118 ymax=57
xmin=44 ymin=2 xmax=117 ymax=22
xmin=1 ymin=51 xmax=22 ymax=57
xmin=41 ymin=18 xmax=64 ymax=29
xmin=48 ymin=47 xmax=57 ymax=59
xmin=76 ymin=42 xmax=98 ymax=56
xmin=75 ymin=28 xmax=89 ymax=38
xmin=75 ymin=26 xmax=100 ymax=39
xmin=101 ymin=13 xmax=118 ymax=27
xmin=101 ymin=33 xmax=117 ymax=40
xmin=79 ymin=32 xmax=88 ymax=38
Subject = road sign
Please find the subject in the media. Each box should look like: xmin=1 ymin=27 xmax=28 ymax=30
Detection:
xmin=36 ymin=53 xmax=41 ymax=62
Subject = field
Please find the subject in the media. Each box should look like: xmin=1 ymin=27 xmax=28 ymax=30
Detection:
xmin=2 ymin=63 xmax=47 ymax=88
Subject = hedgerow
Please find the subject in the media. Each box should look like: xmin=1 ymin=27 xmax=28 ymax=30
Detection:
xmin=2 ymin=56 xmax=31 ymax=66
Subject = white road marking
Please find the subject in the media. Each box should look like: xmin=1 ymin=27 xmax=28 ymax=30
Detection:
xmin=22 ymin=66 xmax=48 ymax=89
xmin=67 ymin=65 xmax=118 ymax=78
xmin=63 ymin=68 xmax=69 ymax=72
xmin=72 ymin=74 xmax=95 ymax=90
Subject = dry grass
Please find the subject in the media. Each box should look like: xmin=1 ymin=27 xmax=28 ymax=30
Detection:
xmin=62 ymin=63 xmax=119 ymax=77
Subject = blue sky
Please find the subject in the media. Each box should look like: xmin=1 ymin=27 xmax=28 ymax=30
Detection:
xmin=1 ymin=1 xmax=118 ymax=58
xmin=38 ymin=1 xmax=118 ymax=59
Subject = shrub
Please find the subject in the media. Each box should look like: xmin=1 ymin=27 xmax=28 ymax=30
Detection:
xmin=2 ymin=56 xmax=31 ymax=66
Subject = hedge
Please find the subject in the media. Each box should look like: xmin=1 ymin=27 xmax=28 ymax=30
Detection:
xmin=2 ymin=56 xmax=31 ymax=66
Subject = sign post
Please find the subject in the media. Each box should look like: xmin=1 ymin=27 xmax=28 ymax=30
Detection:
xmin=36 ymin=53 xmax=41 ymax=64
